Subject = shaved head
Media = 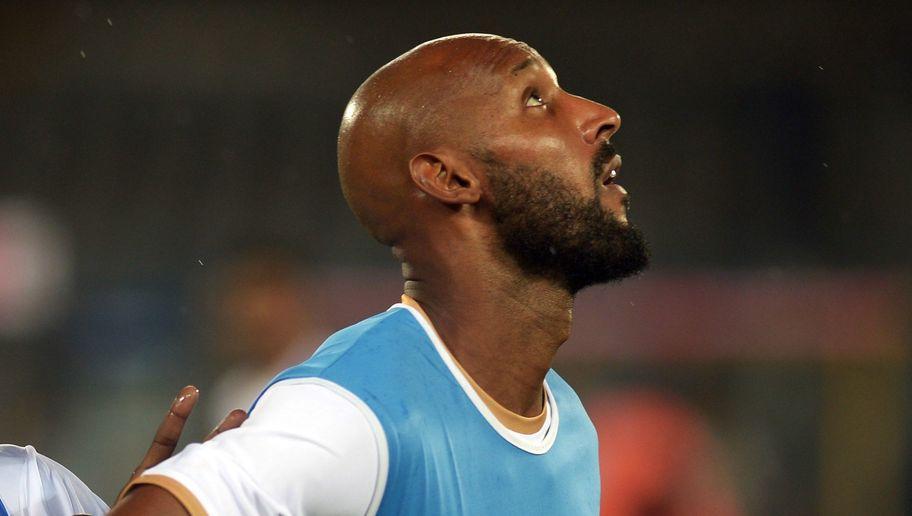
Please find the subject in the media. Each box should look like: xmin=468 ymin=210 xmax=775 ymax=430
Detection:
xmin=338 ymin=34 xmax=536 ymax=245
xmin=338 ymin=33 xmax=647 ymax=292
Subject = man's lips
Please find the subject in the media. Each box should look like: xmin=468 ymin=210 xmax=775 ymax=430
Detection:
xmin=600 ymin=154 xmax=622 ymax=185
xmin=599 ymin=153 xmax=629 ymax=204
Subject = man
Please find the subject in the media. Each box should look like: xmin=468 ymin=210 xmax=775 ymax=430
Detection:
xmin=590 ymin=392 xmax=743 ymax=515
xmin=0 ymin=386 xmax=246 ymax=515
xmin=204 ymin=244 xmax=323 ymax=429
xmin=111 ymin=33 xmax=649 ymax=515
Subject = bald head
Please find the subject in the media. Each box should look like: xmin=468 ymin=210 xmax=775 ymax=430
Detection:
xmin=338 ymin=34 xmax=645 ymax=293
xmin=337 ymin=34 xmax=538 ymax=245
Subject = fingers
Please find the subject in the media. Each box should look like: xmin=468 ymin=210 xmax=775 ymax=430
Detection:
xmin=204 ymin=408 xmax=248 ymax=441
xmin=134 ymin=385 xmax=199 ymax=475
xmin=117 ymin=385 xmax=201 ymax=502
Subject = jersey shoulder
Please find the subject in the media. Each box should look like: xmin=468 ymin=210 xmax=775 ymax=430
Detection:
xmin=545 ymin=369 xmax=598 ymax=442
xmin=287 ymin=308 xmax=427 ymax=374
xmin=253 ymin=307 xmax=432 ymax=408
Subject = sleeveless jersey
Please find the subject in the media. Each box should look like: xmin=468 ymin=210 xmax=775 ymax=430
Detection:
xmin=254 ymin=304 xmax=600 ymax=515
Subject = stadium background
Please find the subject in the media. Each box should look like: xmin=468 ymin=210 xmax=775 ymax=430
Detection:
xmin=0 ymin=1 xmax=909 ymax=514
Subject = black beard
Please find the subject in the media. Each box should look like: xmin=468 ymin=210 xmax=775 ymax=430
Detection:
xmin=485 ymin=156 xmax=649 ymax=295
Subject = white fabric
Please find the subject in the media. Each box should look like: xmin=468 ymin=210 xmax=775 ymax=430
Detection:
xmin=0 ymin=444 xmax=109 ymax=516
xmin=207 ymin=332 xmax=323 ymax=429
xmin=143 ymin=378 xmax=388 ymax=516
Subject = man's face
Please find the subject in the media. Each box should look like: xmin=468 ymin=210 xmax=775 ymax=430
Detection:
xmin=468 ymin=44 xmax=649 ymax=292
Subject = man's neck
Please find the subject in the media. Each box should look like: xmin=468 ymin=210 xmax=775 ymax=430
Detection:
xmin=401 ymin=245 xmax=573 ymax=417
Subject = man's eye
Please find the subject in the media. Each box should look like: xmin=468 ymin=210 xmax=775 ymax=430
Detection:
xmin=525 ymin=92 xmax=546 ymax=107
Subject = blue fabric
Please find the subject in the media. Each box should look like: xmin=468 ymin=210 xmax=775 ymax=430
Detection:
xmin=0 ymin=496 xmax=8 ymax=516
xmin=253 ymin=307 xmax=599 ymax=515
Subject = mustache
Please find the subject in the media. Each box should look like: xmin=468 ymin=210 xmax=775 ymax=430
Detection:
xmin=592 ymin=142 xmax=617 ymax=177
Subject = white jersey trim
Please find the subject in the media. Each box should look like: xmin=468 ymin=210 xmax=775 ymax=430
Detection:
xmin=270 ymin=377 xmax=390 ymax=515
xmin=391 ymin=303 xmax=559 ymax=454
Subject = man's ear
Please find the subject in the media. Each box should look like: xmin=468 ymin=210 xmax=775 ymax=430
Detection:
xmin=409 ymin=152 xmax=482 ymax=205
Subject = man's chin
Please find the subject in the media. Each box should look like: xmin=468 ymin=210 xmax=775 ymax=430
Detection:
xmin=566 ymin=230 xmax=650 ymax=293
xmin=605 ymin=206 xmax=628 ymax=226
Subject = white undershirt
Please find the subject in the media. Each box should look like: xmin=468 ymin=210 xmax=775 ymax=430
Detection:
xmin=144 ymin=378 xmax=386 ymax=515
xmin=142 ymin=306 xmax=557 ymax=515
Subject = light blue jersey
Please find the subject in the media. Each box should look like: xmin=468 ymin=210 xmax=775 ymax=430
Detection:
xmin=254 ymin=303 xmax=600 ymax=515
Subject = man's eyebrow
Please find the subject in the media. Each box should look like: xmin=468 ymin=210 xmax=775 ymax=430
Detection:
xmin=509 ymin=57 xmax=534 ymax=75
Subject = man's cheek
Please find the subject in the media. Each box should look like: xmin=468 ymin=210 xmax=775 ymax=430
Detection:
xmin=484 ymin=134 xmax=568 ymax=163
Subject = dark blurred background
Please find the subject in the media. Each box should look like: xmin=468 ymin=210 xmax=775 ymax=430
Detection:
xmin=0 ymin=1 xmax=909 ymax=514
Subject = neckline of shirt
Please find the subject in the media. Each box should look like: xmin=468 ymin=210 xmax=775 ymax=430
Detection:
xmin=390 ymin=298 xmax=559 ymax=455
xmin=399 ymin=295 xmax=548 ymax=433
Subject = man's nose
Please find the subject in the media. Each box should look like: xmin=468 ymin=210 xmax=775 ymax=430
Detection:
xmin=577 ymin=97 xmax=621 ymax=144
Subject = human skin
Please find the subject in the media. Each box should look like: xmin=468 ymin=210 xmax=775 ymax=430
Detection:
xmin=340 ymin=34 xmax=623 ymax=417
xmin=109 ymin=33 xmax=626 ymax=514
xmin=110 ymin=386 xmax=247 ymax=514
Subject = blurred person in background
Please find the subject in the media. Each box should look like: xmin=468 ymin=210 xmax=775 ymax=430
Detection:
xmin=589 ymin=391 xmax=742 ymax=516
xmin=0 ymin=200 xmax=73 ymax=447
xmin=203 ymin=244 xmax=323 ymax=427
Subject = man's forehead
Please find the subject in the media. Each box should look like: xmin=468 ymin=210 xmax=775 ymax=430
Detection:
xmin=487 ymin=42 xmax=551 ymax=75
xmin=412 ymin=39 xmax=557 ymax=101
xmin=421 ymin=36 xmax=548 ymax=73
xmin=505 ymin=54 xmax=556 ymax=81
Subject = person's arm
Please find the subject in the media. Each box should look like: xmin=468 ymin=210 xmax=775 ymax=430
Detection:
xmin=107 ymin=378 xmax=388 ymax=516
xmin=110 ymin=484 xmax=190 ymax=516
xmin=109 ymin=386 xmax=248 ymax=516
